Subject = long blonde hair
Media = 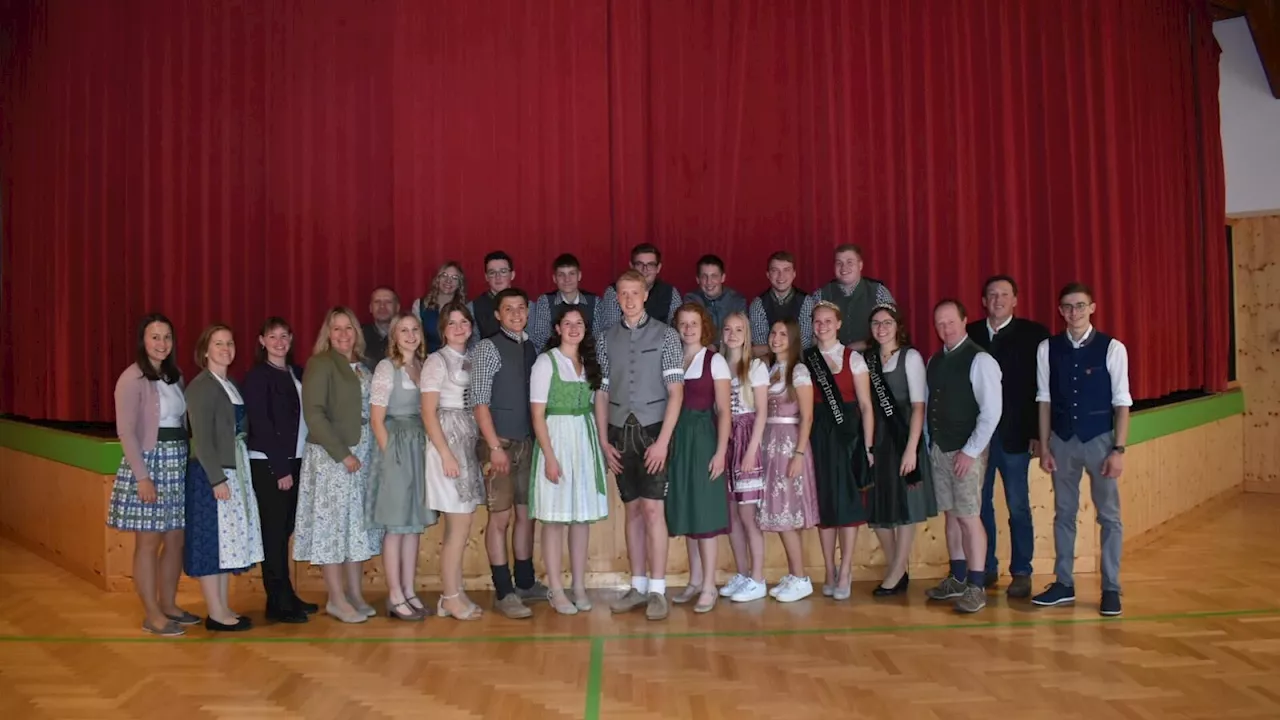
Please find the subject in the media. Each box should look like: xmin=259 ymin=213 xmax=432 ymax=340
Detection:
xmin=386 ymin=314 xmax=428 ymax=367
xmin=721 ymin=311 xmax=756 ymax=411
xmin=312 ymin=306 xmax=366 ymax=361
xmin=424 ymin=261 xmax=466 ymax=311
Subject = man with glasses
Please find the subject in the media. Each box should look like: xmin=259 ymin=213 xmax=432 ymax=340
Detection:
xmin=809 ymin=244 xmax=894 ymax=349
xmin=469 ymin=251 xmax=517 ymax=342
xmin=1032 ymin=282 xmax=1131 ymax=617
xmin=683 ymin=254 xmax=746 ymax=347
xmin=748 ymin=251 xmax=814 ymax=356
xmin=965 ymin=275 xmax=1049 ymax=597
xmin=596 ymin=243 xmax=681 ymax=333
xmin=528 ymin=253 xmax=599 ymax=350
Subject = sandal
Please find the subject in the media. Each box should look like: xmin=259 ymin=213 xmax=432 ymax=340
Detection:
xmin=572 ymin=589 xmax=593 ymax=612
xmin=671 ymin=584 xmax=701 ymax=604
xmin=549 ymin=589 xmax=579 ymax=615
xmin=386 ymin=598 xmax=424 ymax=622
xmin=436 ymin=593 xmax=482 ymax=621
xmin=404 ymin=595 xmax=428 ymax=617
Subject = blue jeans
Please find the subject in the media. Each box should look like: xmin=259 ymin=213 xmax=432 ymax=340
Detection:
xmin=980 ymin=439 xmax=1034 ymax=576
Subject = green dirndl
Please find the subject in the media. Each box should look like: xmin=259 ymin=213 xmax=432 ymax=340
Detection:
xmin=665 ymin=407 xmax=730 ymax=538
xmin=528 ymin=351 xmax=609 ymax=524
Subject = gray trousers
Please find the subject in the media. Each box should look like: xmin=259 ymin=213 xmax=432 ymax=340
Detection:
xmin=1050 ymin=433 xmax=1122 ymax=592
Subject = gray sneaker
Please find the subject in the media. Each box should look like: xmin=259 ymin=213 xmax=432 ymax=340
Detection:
xmin=954 ymin=584 xmax=988 ymax=614
xmin=494 ymin=593 xmax=533 ymax=619
xmin=610 ymin=588 xmax=648 ymax=614
xmin=516 ymin=580 xmax=550 ymax=603
xmin=925 ymin=575 xmax=967 ymax=601
xmin=645 ymin=592 xmax=669 ymax=621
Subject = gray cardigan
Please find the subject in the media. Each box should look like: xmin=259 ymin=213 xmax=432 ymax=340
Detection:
xmin=185 ymin=370 xmax=245 ymax=487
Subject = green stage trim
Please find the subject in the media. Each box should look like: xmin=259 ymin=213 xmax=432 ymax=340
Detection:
xmin=0 ymin=388 xmax=1245 ymax=473
xmin=0 ymin=419 xmax=124 ymax=474
xmin=1129 ymin=388 xmax=1245 ymax=446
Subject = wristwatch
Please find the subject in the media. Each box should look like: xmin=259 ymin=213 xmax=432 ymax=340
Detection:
xmin=1112 ymin=445 xmax=1126 ymax=455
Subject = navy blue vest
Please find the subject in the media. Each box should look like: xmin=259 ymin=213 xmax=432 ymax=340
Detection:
xmin=1048 ymin=331 xmax=1115 ymax=442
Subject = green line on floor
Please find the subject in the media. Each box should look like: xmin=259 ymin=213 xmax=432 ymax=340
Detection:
xmin=584 ymin=637 xmax=605 ymax=720
xmin=0 ymin=606 xmax=1275 ymax=645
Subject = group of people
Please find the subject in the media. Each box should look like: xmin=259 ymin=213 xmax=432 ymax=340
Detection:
xmin=106 ymin=242 xmax=1132 ymax=637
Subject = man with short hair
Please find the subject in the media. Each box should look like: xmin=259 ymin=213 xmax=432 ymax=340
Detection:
xmin=596 ymin=243 xmax=681 ymax=332
xmin=528 ymin=253 xmax=599 ymax=350
xmin=966 ymin=275 xmax=1049 ymax=598
xmin=596 ymin=270 xmax=684 ymax=621
xmin=469 ymin=251 xmax=517 ymax=342
xmin=924 ymin=299 xmax=1002 ymax=614
xmin=808 ymin=244 xmax=894 ymax=350
xmin=748 ymin=251 xmax=814 ymax=356
xmin=361 ymin=286 xmax=400 ymax=371
xmin=1032 ymin=283 xmax=1131 ymax=617
xmin=683 ymin=254 xmax=746 ymax=346
xmin=467 ymin=287 xmax=549 ymax=618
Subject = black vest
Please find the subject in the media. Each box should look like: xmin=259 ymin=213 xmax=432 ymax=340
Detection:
xmin=542 ymin=291 xmax=598 ymax=335
xmin=489 ymin=332 xmax=536 ymax=440
xmin=758 ymin=288 xmax=808 ymax=327
xmin=926 ymin=340 xmax=982 ymax=453
xmin=644 ymin=280 xmax=677 ymax=323
xmin=472 ymin=292 xmax=501 ymax=340
xmin=819 ymin=279 xmax=883 ymax=345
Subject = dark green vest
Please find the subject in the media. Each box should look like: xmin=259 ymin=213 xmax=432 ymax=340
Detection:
xmin=926 ymin=339 xmax=981 ymax=453
xmin=819 ymin=279 xmax=882 ymax=345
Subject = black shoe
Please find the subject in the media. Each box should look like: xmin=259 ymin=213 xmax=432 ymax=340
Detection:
xmin=1006 ymin=575 xmax=1033 ymax=599
xmin=205 ymin=616 xmax=253 ymax=632
xmin=266 ymin=606 xmax=309 ymax=624
xmin=872 ymin=573 xmax=909 ymax=597
xmin=1099 ymin=590 xmax=1122 ymax=617
xmin=293 ymin=597 xmax=320 ymax=615
xmin=984 ymin=570 xmax=1000 ymax=589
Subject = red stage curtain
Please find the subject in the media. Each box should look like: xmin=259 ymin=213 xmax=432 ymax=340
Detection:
xmin=0 ymin=0 xmax=1226 ymax=422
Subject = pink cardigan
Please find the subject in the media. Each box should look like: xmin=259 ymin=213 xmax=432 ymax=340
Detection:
xmin=115 ymin=363 xmax=185 ymax=479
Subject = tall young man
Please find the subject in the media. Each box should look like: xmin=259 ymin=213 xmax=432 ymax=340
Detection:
xmin=469 ymin=251 xmax=517 ymax=342
xmin=595 ymin=270 xmax=684 ymax=621
xmin=683 ymin=254 xmax=746 ymax=345
xmin=748 ymin=251 xmax=813 ymax=356
xmin=1032 ymin=283 xmax=1131 ymax=617
xmin=924 ymin=299 xmax=1002 ymax=614
xmin=528 ymin=253 xmax=599 ymax=350
xmin=966 ymin=275 xmax=1049 ymax=597
xmin=362 ymin=286 xmax=400 ymax=371
xmin=467 ymin=288 xmax=549 ymax=618
xmin=596 ymin=243 xmax=681 ymax=333
xmin=809 ymin=244 xmax=894 ymax=349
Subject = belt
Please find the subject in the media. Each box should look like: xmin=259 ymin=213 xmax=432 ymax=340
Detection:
xmin=766 ymin=417 xmax=800 ymax=425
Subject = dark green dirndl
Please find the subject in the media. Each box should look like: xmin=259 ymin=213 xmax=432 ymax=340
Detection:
xmin=665 ymin=407 xmax=730 ymax=538
xmin=805 ymin=347 xmax=870 ymax=529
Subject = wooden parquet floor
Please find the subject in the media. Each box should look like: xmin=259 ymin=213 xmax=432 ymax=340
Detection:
xmin=2 ymin=493 xmax=1279 ymax=719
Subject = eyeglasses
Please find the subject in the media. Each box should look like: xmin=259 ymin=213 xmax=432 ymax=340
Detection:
xmin=870 ymin=320 xmax=896 ymax=329
xmin=1059 ymin=302 xmax=1091 ymax=313
xmin=438 ymin=273 xmax=461 ymax=282
xmin=632 ymin=261 xmax=660 ymax=271
xmin=485 ymin=268 xmax=512 ymax=278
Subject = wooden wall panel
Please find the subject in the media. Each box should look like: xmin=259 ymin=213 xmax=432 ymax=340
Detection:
xmin=1233 ymin=214 xmax=1280 ymax=493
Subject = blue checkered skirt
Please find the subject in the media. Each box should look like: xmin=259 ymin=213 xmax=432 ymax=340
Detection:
xmin=107 ymin=438 xmax=188 ymax=532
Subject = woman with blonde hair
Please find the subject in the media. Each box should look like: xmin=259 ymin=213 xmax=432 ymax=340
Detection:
xmin=294 ymin=307 xmax=383 ymax=623
xmin=411 ymin=261 xmax=467 ymax=353
xmin=368 ymin=314 xmax=438 ymax=620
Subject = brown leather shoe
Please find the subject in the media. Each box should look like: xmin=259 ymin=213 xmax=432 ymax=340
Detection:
xmin=645 ymin=592 xmax=669 ymax=621
xmin=494 ymin=593 xmax=533 ymax=619
xmin=610 ymin=588 xmax=648 ymax=614
xmin=1006 ymin=574 xmax=1033 ymax=599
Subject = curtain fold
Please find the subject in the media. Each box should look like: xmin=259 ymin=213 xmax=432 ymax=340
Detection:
xmin=0 ymin=0 xmax=1227 ymax=422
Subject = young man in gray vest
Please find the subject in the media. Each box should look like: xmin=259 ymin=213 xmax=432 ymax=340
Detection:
xmin=596 ymin=243 xmax=682 ymax=333
xmin=924 ymin=299 xmax=1003 ymax=614
xmin=468 ymin=288 xmax=549 ymax=618
xmin=808 ymin=244 xmax=895 ymax=350
xmin=749 ymin=250 xmax=814 ymax=357
xmin=1032 ymin=282 xmax=1131 ymax=617
xmin=528 ymin=253 xmax=599 ymax=351
xmin=683 ymin=254 xmax=747 ymax=348
xmin=595 ymin=270 xmax=685 ymax=621
xmin=469 ymin=251 xmax=517 ymax=343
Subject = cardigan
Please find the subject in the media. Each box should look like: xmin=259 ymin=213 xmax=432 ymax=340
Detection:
xmin=966 ymin=316 xmax=1050 ymax=453
xmin=302 ymin=349 xmax=366 ymax=462
xmin=114 ymin=363 xmax=185 ymax=481
xmin=185 ymin=370 xmax=245 ymax=487
xmin=243 ymin=361 xmax=305 ymax=480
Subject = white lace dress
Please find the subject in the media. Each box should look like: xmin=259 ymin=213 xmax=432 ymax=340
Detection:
xmin=421 ymin=348 xmax=485 ymax=513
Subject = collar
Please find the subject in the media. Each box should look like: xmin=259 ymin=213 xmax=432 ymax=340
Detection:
xmin=987 ymin=316 xmax=1013 ymax=337
xmin=834 ymin=279 xmax=861 ymax=296
xmin=818 ymin=340 xmax=844 ymax=355
xmin=698 ymin=289 xmax=724 ymax=302
xmin=770 ymin=288 xmax=795 ymax=303
xmin=557 ymin=291 xmax=582 ymax=305
xmin=621 ymin=313 xmax=651 ymax=330
xmin=1066 ymin=325 xmax=1094 ymax=348
xmin=497 ymin=326 xmax=527 ymax=343
xmin=943 ymin=335 xmax=971 ymax=354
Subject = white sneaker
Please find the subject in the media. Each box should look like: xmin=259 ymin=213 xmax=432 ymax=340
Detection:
xmin=730 ymin=578 xmax=768 ymax=603
xmin=718 ymin=574 xmax=747 ymax=598
xmin=775 ymin=576 xmax=814 ymax=603
xmin=769 ymin=575 xmax=796 ymax=598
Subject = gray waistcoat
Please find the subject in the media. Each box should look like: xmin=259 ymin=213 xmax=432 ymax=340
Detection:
xmin=490 ymin=333 xmax=536 ymax=439
xmin=606 ymin=318 xmax=671 ymax=427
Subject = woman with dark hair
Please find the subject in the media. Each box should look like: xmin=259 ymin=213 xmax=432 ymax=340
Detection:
xmin=243 ymin=317 xmax=315 ymax=623
xmin=864 ymin=304 xmax=935 ymax=596
xmin=411 ymin=261 xmax=467 ymax=353
xmin=528 ymin=305 xmax=609 ymax=615
xmin=421 ymin=301 xmax=485 ymax=620
xmin=666 ymin=303 xmax=732 ymax=614
xmin=108 ymin=313 xmax=197 ymax=636
xmin=184 ymin=324 xmax=264 ymax=632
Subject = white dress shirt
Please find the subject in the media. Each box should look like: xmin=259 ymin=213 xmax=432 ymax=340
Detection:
xmin=1034 ymin=326 xmax=1133 ymax=407
xmin=940 ymin=336 xmax=1003 ymax=458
